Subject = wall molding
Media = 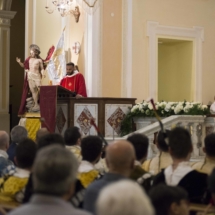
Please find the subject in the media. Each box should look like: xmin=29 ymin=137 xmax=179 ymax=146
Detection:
xmin=122 ymin=0 xmax=132 ymax=98
xmin=147 ymin=21 xmax=204 ymax=102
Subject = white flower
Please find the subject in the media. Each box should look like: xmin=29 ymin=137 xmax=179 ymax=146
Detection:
xmin=165 ymin=103 xmax=172 ymax=112
xmin=131 ymin=105 xmax=138 ymax=112
xmin=141 ymin=109 xmax=145 ymax=113
xmin=174 ymin=104 xmax=183 ymax=114
xmin=148 ymin=104 xmax=153 ymax=110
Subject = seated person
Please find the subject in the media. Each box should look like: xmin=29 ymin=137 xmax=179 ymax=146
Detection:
xmin=127 ymin=133 xmax=153 ymax=192
xmin=0 ymin=131 xmax=13 ymax=176
xmin=192 ymin=133 xmax=215 ymax=174
xmin=149 ymin=184 xmax=189 ymax=215
xmin=0 ymin=138 xmax=37 ymax=202
xmin=35 ymin=128 xmax=49 ymax=144
xmin=83 ymin=140 xmax=135 ymax=214
xmin=142 ymin=130 xmax=172 ymax=175
xmin=23 ymin=133 xmax=65 ymax=203
xmin=8 ymin=145 xmax=91 ymax=215
xmin=7 ymin=126 xmax=28 ymax=163
xmin=208 ymin=168 xmax=215 ymax=206
xmin=153 ymin=127 xmax=209 ymax=204
xmin=37 ymin=133 xmax=65 ymax=150
xmin=78 ymin=136 xmax=102 ymax=188
xmin=64 ymin=127 xmax=82 ymax=163
xmin=96 ymin=180 xmax=154 ymax=215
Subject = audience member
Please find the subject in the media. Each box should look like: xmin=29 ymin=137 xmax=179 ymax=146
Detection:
xmin=149 ymin=184 xmax=189 ymax=215
xmin=208 ymin=168 xmax=215 ymax=204
xmin=96 ymin=180 xmax=154 ymax=215
xmin=153 ymin=127 xmax=208 ymax=204
xmin=64 ymin=126 xmax=82 ymax=162
xmin=78 ymin=136 xmax=103 ymax=188
xmin=142 ymin=130 xmax=172 ymax=174
xmin=127 ymin=133 xmax=153 ymax=192
xmin=192 ymin=133 xmax=215 ymax=174
xmin=23 ymin=133 xmax=65 ymax=203
xmin=83 ymin=140 xmax=135 ymax=214
xmin=37 ymin=133 xmax=65 ymax=150
xmin=0 ymin=138 xmax=37 ymax=202
xmin=8 ymin=126 xmax=28 ymax=163
xmin=8 ymin=145 xmax=91 ymax=215
xmin=0 ymin=131 xmax=13 ymax=176
xmin=35 ymin=128 xmax=49 ymax=144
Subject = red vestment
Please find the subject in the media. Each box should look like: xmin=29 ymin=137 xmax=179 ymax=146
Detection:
xmin=60 ymin=72 xmax=87 ymax=97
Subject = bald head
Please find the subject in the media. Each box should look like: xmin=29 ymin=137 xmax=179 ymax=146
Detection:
xmin=0 ymin=131 xmax=9 ymax=151
xmin=106 ymin=140 xmax=135 ymax=176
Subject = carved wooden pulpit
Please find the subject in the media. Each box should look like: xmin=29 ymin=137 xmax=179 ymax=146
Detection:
xmin=40 ymin=86 xmax=136 ymax=137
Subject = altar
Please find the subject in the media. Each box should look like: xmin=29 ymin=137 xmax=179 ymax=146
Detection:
xmin=40 ymin=86 xmax=136 ymax=137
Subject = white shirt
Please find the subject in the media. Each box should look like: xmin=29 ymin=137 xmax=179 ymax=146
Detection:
xmin=164 ymin=161 xmax=193 ymax=186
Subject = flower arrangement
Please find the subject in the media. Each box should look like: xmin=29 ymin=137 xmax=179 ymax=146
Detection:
xmin=120 ymin=101 xmax=210 ymax=136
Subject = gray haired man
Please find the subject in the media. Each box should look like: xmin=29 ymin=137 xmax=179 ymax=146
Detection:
xmin=9 ymin=145 xmax=92 ymax=215
xmin=7 ymin=125 xmax=28 ymax=163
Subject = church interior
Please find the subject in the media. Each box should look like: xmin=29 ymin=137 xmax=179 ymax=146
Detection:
xmin=1 ymin=1 xmax=215 ymax=214
xmin=1 ymin=0 xmax=215 ymax=133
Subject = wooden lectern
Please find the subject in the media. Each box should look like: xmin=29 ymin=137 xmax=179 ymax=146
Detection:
xmin=40 ymin=86 xmax=136 ymax=137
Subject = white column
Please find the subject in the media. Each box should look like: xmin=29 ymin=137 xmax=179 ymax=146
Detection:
xmin=85 ymin=5 xmax=102 ymax=97
xmin=122 ymin=0 xmax=132 ymax=97
xmin=0 ymin=10 xmax=16 ymax=133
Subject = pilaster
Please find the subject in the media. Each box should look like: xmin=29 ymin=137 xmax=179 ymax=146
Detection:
xmin=0 ymin=9 xmax=16 ymax=132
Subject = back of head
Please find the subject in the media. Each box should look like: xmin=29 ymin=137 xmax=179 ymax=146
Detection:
xmin=149 ymin=184 xmax=188 ymax=215
xmin=204 ymin=133 xmax=215 ymax=157
xmin=106 ymin=140 xmax=135 ymax=175
xmin=96 ymin=180 xmax=154 ymax=215
xmin=157 ymin=130 xmax=170 ymax=152
xmin=33 ymin=145 xmax=78 ymax=196
xmin=169 ymin=127 xmax=192 ymax=159
xmin=64 ymin=126 xmax=81 ymax=146
xmin=81 ymin=136 xmax=102 ymax=163
xmin=11 ymin=126 xmax=28 ymax=144
xmin=0 ymin=131 xmax=9 ymax=150
xmin=36 ymin=128 xmax=50 ymax=143
xmin=127 ymin=134 xmax=149 ymax=161
xmin=15 ymin=138 xmax=37 ymax=169
xmin=37 ymin=133 xmax=65 ymax=150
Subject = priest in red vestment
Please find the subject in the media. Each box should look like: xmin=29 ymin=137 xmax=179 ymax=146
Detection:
xmin=60 ymin=62 xmax=87 ymax=98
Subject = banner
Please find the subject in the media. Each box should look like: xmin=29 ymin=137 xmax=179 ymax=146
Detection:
xmin=46 ymin=32 xmax=66 ymax=85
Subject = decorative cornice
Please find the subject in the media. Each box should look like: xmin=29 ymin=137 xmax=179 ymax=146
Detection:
xmin=0 ymin=10 xmax=16 ymax=19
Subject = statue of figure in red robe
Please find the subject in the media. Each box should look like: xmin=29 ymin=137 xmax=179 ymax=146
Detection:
xmin=16 ymin=44 xmax=55 ymax=114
